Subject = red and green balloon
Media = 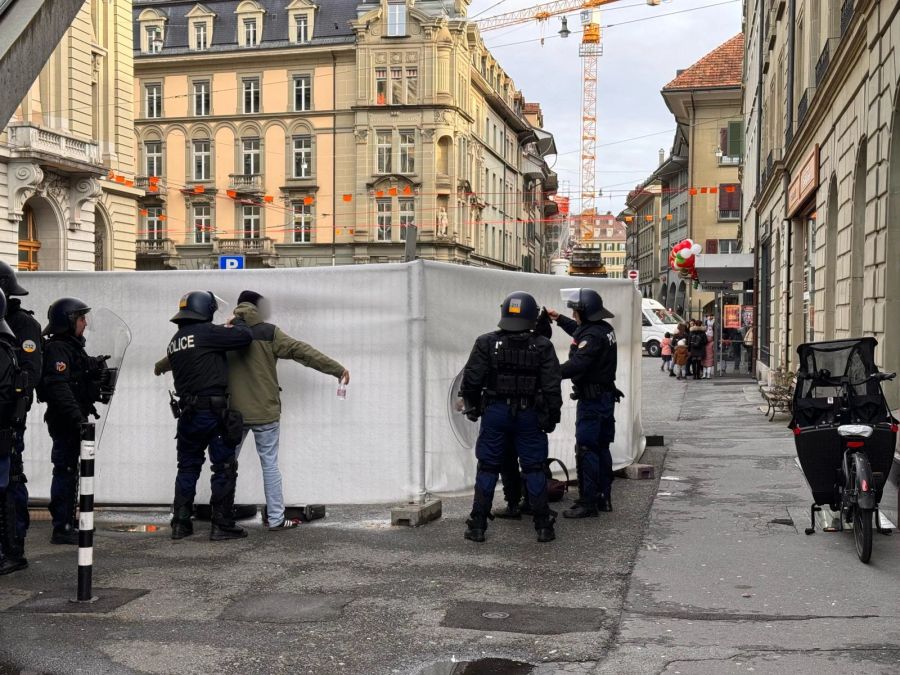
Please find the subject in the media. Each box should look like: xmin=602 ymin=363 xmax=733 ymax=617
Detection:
xmin=669 ymin=239 xmax=702 ymax=281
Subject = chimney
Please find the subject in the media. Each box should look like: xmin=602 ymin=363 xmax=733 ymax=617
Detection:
xmin=659 ymin=148 xmax=665 ymax=166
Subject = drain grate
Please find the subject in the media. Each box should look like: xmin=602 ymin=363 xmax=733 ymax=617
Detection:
xmin=442 ymin=601 xmax=605 ymax=635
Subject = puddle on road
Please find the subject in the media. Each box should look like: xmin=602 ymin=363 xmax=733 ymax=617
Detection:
xmin=419 ymin=658 xmax=534 ymax=675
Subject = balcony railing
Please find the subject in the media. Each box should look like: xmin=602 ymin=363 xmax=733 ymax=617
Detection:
xmin=228 ymin=174 xmax=263 ymax=192
xmin=214 ymin=237 xmax=275 ymax=256
xmin=718 ymin=155 xmax=742 ymax=167
xmin=135 ymin=176 xmax=167 ymax=196
xmin=7 ymin=123 xmax=100 ymax=165
xmin=766 ymin=149 xmax=774 ymax=175
xmin=797 ymin=88 xmax=814 ymax=126
xmin=815 ymin=38 xmax=840 ymax=87
xmin=841 ymin=0 xmax=855 ymax=37
xmin=718 ymin=210 xmax=740 ymax=221
xmin=136 ymin=238 xmax=177 ymax=256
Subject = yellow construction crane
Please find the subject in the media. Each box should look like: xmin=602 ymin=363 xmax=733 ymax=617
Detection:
xmin=477 ymin=0 xmax=662 ymax=245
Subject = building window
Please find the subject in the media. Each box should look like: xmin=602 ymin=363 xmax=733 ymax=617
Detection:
xmin=145 ymin=141 xmax=162 ymax=177
xmin=399 ymin=130 xmax=415 ymax=174
xmin=376 ymin=130 xmax=392 ymax=173
xmin=718 ymin=184 xmax=741 ymax=220
xmin=399 ymin=198 xmax=414 ymax=241
xmin=242 ymin=205 xmax=261 ymax=238
xmin=244 ymin=18 xmax=258 ymax=46
xmin=406 ymin=67 xmax=418 ymax=103
xmin=376 ymin=200 xmax=392 ymax=241
xmin=193 ymin=80 xmax=210 ymax=116
xmin=192 ymin=140 xmax=211 ymax=180
xmin=243 ymin=78 xmax=260 ymax=114
xmin=387 ymin=1 xmax=407 ymax=37
xmin=193 ymin=204 xmax=211 ymax=243
xmin=145 ymin=26 xmax=163 ymax=53
xmin=193 ymin=22 xmax=208 ymax=51
xmin=719 ymin=121 xmax=744 ymax=164
xmin=145 ymin=83 xmax=161 ymax=118
xmin=145 ymin=206 xmax=164 ymax=240
xmin=294 ymin=76 xmax=311 ymax=111
xmin=391 ymin=68 xmax=403 ymax=104
xmin=718 ymin=239 xmax=740 ymax=254
xmin=242 ymin=138 xmax=260 ymax=175
xmin=295 ymin=14 xmax=309 ymax=43
xmin=375 ymin=68 xmax=387 ymax=105
xmin=292 ymin=202 xmax=313 ymax=243
xmin=292 ymin=136 xmax=312 ymax=178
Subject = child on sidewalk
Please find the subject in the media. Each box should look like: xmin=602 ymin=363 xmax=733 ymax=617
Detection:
xmin=673 ymin=339 xmax=689 ymax=380
xmin=702 ymin=333 xmax=715 ymax=379
xmin=660 ymin=332 xmax=673 ymax=373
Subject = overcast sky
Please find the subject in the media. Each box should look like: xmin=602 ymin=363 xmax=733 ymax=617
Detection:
xmin=469 ymin=0 xmax=743 ymax=217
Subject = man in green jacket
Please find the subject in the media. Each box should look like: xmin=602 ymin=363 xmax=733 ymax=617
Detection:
xmin=156 ymin=290 xmax=349 ymax=530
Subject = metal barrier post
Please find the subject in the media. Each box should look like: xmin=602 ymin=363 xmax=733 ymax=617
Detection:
xmin=73 ymin=422 xmax=97 ymax=603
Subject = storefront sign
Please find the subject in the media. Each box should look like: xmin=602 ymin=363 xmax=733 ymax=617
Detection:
xmin=742 ymin=305 xmax=754 ymax=328
xmin=724 ymin=305 xmax=741 ymax=329
xmin=787 ymin=145 xmax=819 ymax=217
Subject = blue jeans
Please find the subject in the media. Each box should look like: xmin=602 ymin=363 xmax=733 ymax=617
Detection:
xmin=472 ymin=403 xmax=550 ymax=525
xmin=575 ymin=394 xmax=616 ymax=506
xmin=236 ymin=422 xmax=284 ymax=527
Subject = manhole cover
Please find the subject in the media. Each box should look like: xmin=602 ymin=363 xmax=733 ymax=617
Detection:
xmin=481 ymin=611 xmax=510 ymax=619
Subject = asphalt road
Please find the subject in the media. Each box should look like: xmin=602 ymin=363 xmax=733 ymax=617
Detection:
xmin=1 ymin=360 xmax=898 ymax=674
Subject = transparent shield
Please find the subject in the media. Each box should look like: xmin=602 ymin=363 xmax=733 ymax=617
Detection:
xmin=212 ymin=294 xmax=232 ymax=324
xmin=448 ymin=369 xmax=479 ymax=449
xmin=82 ymin=308 xmax=132 ymax=444
xmin=560 ymin=288 xmax=582 ymax=306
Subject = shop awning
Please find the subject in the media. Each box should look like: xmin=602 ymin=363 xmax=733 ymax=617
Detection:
xmin=694 ymin=253 xmax=754 ymax=290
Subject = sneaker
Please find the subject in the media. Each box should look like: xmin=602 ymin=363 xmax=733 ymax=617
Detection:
xmin=268 ymin=518 xmax=300 ymax=531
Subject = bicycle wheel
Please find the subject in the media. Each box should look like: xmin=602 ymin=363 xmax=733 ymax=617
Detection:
xmin=853 ymin=505 xmax=873 ymax=563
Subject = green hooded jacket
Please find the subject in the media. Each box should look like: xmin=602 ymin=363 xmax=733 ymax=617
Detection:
xmin=156 ymin=302 xmax=345 ymax=425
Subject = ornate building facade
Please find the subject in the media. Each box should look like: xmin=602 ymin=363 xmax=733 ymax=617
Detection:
xmin=0 ymin=0 xmax=139 ymax=271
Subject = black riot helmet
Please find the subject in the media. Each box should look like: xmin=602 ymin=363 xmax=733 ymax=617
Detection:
xmin=498 ymin=291 xmax=540 ymax=332
xmin=170 ymin=290 xmax=218 ymax=324
xmin=566 ymin=288 xmax=614 ymax=322
xmin=0 ymin=260 xmax=28 ymax=297
xmin=0 ymin=289 xmax=14 ymax=340
xmin=43 ymin=297 xmax=91 ymax=336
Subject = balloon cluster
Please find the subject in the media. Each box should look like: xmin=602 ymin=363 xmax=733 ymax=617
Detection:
xmin=669 ymin=239 xmax=702 ymax=283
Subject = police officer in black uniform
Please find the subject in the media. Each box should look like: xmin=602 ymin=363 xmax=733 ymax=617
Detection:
xmin=0 ymin=264 xmax=38 ymax=572
xmin=459 ymin=292 xmax=563 ymax=543
xmin=548 ymin=289 xmax=621 ymax=518
xmin=40 ymin=298 xmax=110 ymax=544
xmin=167 ymin=291 xmax=252 ymax=541
xmin=0 ymin=289 xmax=30 ymax=574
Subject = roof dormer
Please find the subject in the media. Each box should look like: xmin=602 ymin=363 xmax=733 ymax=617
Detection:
xmin=185 ymin=4 xmax=216 ymax=52
xmin=286 ymin=0 xmax=317 ymax=44
xmin=235 ymin=0 xmax=265 ymax=48
xmin=138 ymin=8 xmax=167 ymax=54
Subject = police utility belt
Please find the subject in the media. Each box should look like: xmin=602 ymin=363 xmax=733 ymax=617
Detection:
xmin=175 ymin=393 xmax=228 ymax=414
xmin=571 ymin=383 xmax=625 ymax=402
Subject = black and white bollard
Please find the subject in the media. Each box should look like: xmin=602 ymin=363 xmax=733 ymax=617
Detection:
xmin=73 ymin=422 xmax=97 ymax=603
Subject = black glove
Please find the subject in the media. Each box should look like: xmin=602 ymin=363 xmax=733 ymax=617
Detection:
xmin=542 ymin=423 xmax=556 ymax=435
xmin=535 ymin=309 xmax=552 ymax=339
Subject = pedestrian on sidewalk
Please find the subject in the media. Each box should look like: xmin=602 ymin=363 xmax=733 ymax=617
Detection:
xmin=702 ymin=332 xmax=715 ymax=379
xmin=688 ymin=322 xmax=707 ymax=380
xmin=660 ymin=332 xmax=673 ymax=373
xmin=742 ymin=324 xmax=754 ymax=374
xmin=670 ymin=324 xmax=687 ymax=377
xmin=673 ymin=339 xmax=689 ymax=380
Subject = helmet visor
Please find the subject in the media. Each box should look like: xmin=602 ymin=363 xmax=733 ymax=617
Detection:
xmin=560 ymin=288 xmax=584 ymax=310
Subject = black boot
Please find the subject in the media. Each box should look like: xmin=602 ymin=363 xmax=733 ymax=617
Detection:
xmin=598 ymin=494 xmax=613 ymax=512
xmin=493 ymin=502 xmax=522 ymax=520
xmin=563 ymin=502 xmax=599 ymax=519
xmin=51 ymin=524 xmax=79 ymax=545
xmin=170 ymin=498 xmax=194 ymax=540
xmin=210 ymin=460 xmax=247 ymax=541
xmin=534 ymin=513 xmax=556 ymax=543
xmin=210 ymin=519 xmax=247 ymax=541
xmin=464 ymin=514 xmax=487 ymax=542
xmin=0 ymin=496 xmax=27 ymax=574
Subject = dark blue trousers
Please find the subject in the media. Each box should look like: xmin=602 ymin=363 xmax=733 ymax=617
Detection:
xmin=174 ymin=410 xmax=238 ymax=521
xmin=49 ymin=431 xmax=80 ymax=530
xmin=473 ymin=403 xmax=550 ymax=523
xmin=574 ymin=394 xmax=616 ymax=506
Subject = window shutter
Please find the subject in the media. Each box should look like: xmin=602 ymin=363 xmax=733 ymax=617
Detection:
xmin=728 ymin=121 xmax=743 ymax=157
xmin=705 ymin=239 xmax=718 ymax=254
xmin=720 ymin=128 xmax=728 ymax=155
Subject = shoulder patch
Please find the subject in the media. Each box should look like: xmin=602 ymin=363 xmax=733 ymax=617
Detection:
xmin=22 ymin=340 xmax=37 ymax=353
xmin=578 ymin=340 xmax=588 ymax=349
xmin=55 ymin=361 xmax=67 ymax=373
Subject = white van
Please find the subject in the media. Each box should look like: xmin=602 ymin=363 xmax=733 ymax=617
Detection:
xmin=641 ymin=299 xmax=683 ymax=357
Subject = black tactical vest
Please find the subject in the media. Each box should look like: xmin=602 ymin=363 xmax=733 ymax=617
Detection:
xmin=488 ymin=334 xmax=541 ymax=397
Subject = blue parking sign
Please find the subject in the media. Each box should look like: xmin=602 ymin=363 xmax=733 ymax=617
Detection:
xmin=219 ymin=255 xmax=245 ymax=270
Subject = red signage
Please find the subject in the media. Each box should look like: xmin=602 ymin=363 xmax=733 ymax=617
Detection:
xmin=788 ymin=145 xmax=819 ymax=217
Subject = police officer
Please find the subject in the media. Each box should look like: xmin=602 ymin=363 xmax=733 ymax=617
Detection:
xmin=167 ymin=291 xmax=252 ymax=541
xmin=0 ymin=264 xmax=38 ymax=572
xmin=0 ymin=289 xmax=29 ymax=574
xmin=547 ymin=289 xmax=620 ymax=518
xmin=459 ymin=292 xmax=563 ymax=543
xmin=41 ymin=298 xmax=109 ymax=544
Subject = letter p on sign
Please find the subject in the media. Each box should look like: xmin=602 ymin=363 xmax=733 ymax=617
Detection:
xmin=219 ymin=255 xmax=245 ymax=270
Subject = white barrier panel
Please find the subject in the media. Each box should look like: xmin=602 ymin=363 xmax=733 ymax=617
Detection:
xmin=21 ymin=261 xmax=643 ymax=504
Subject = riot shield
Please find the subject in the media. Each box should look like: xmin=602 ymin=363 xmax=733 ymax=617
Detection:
xmin=448 ymin=369 xmax=479 ymax=450
xmin=82 ymin=307 xmax=132 ymax=444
